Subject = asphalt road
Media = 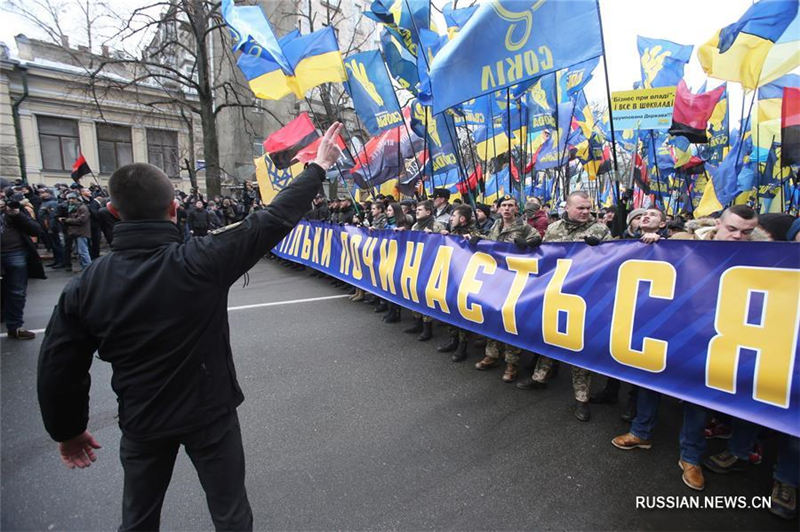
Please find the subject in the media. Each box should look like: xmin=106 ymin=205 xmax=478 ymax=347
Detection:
xmin=1 ymin=258 xmax=796 ymax=531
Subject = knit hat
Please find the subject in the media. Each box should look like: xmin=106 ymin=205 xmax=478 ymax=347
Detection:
xmin=626 ymin=208 xmax=646 ymax=226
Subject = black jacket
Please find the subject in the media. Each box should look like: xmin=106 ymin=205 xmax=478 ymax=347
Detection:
xmin=37 ymin=164 xmax=326 ymax=442
xmin=0 ymin=211 xmax=46 ymax=279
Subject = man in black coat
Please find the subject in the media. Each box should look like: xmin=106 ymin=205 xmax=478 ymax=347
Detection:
xmin=1 ymin=199 xmax=45 ymax=339
xmin=37 ymin=123 xmax=343 ymax=530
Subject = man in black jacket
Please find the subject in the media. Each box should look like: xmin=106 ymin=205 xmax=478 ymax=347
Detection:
xmin=37 ymin=122 xmax=343 ymax=531
xmin=1 ymin=199 xmax=44 ymax=339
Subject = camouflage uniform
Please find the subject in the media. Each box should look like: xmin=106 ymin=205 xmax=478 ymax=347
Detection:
xmin=446 ymin=221 xmax=481 ymax=343
xmin=532 ymin=215 xmax=611 ymax=402
xmin=410 ymin=214 xmax=444 ymax=323
xmin=483 ymin=217 xmax=541 ymax=365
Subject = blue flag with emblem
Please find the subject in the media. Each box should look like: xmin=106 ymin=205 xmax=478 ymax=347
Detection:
xmin=344 ymin=50 xmax=404 ymax=136
xmin=364 ymin=0 xmax=432 ymax=57
xmin=380 ymin=29 xmax=419 ymax=93
xmin=637 ymin=36 xmax=693 ymax=89
xmin=443 ymin=2 xmax=479 ymax=39
xmin=429 ymin=0 xmax=603 ymax=114
xmin=409 ymin=99 xmax=460 ymax=175
xmin=524 ymin=73 xmax=558 ymax=133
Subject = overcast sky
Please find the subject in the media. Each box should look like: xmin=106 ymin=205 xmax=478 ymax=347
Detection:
xmin=0 ymin=0 xmax=778 ymax=128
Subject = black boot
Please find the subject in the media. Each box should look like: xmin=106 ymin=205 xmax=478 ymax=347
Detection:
xmin=417 ymin=321 xmax=433 ymax=341
xmin=374 ymin=301 xmax=388 ymax=313
xmin=590 ymin=378 xmax=620 ymax=404
xmin=404 ymin=318 xmax=423 ymax=334
xmin=384 ymin=305 xmax=401 ymax=323
xmin=450 ymin=340 xmax=468 ymax=362
xmin=437 ymin=335 xmax=459 ymax=352
xmin=574 ymin=400 xmax=591 ymax=422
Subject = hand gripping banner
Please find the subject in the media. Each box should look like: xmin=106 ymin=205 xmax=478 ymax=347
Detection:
xmin=274 ymin=221 xmax=800 ymax=437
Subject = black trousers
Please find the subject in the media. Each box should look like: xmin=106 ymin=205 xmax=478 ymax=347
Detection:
xmin=119 ymin=411 xmax=252 ymax=531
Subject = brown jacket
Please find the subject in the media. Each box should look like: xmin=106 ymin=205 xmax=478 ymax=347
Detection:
xmin=63 ymin=203 xmax=91 ymax=238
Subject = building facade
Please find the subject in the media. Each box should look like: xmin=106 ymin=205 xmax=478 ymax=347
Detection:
xmin=0 ymin=35 xmax=204 ymax=190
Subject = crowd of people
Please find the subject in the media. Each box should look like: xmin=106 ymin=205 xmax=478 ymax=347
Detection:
xmin=277 ymin=186 xmax=799 ymax=520
xmin=0 ymin=179 xmax=266 ymax=340
xmin=4 ymin=172 xmax=799 ymax=521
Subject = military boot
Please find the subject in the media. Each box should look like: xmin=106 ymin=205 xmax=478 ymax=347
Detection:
xmin=451 ymin=340 xmax=468 ymax=362
xmin=374 ymin=300 xmax=388 ymax=313
xmin=404 ymin=318 xmax=423 ymax=334
xmin=502 ymin=363 xmax=518 ymax=383
xmin=383 ymin=305 xmax=401 ymax=323
xmin=437 ymin=334 xmax=459 ymax=352
xmin=417 ymin=321 xmax=433 ymax=341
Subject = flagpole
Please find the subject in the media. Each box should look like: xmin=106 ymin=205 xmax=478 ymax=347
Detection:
xmin=594 ymin=0 xmax=622 ymax=204
xmin=506 ymin=87 xmax=513 ymax=201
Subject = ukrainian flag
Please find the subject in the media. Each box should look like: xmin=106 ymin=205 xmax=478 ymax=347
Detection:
xmin=698 ymin=0 xmax=798 ymax=90
xmin=282 ymin=26 xmax=347 ymax=97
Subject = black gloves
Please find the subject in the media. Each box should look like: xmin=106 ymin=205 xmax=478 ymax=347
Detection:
xmin=469 ymin=235 xmax=482 ymax=246
xmin=528 ymin=238 xmax=542 ymax=249
xmin=514 ymin=236 xmax=528 ymax=249
xmin=584 ymin=236 xmax=601 ymax=246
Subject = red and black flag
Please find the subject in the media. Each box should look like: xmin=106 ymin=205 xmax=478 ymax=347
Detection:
xmin=782 ymin=87 xmax=800 ymax=167
xmin=669 ymin=80 xmax=725 ymax=143
xmin=70 ymin=153 xmax=91 ymax=182
xmin=262 ymin=112 xmax=320 ymax=169
xmin=456 ymin=164 xmax=482 ymax=195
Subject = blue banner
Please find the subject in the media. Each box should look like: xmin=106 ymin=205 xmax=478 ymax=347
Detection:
xmin=345 ymin=50 xmax=404 ymax=135
xmin=274 ymin=222 xmax=800 ymax=437
xmin=429 ymin=0 xmax=603 ymax=114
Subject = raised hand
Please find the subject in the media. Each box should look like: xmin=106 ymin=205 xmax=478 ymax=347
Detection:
xmin=313 ymin=122 xmax=344 ymax=171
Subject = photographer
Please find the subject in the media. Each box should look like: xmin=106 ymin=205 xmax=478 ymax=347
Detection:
xmin=1 ymin=199 xmax=45 ymax=339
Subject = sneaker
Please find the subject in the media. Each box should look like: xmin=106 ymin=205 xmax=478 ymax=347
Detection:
xmin=702 ymin=450 xmax=749 ymax=474
xmin=704 ymin=419 xmax=732 ymax=439
xmin=678 ymin=460 xmax=705 ymax=491
xmin=611 ymin=432 xmax=652 ymax=450
xmin=7 ymin=328 xmax=35 ymax=340
xmin=770 ymin=480 xmax=797 ymax=520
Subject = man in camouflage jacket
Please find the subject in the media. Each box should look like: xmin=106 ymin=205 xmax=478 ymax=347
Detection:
xmin=474 ymin=195 xmax=540 ymax=382
xmin=403 ymin=201 xmax=445 ymax=339
xmin=517 ymin=191 xmax=611 ymax=422
xmin=436 ymin=205 xmax=482 ymax=362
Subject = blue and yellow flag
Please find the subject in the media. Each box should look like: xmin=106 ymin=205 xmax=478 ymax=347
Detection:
xmin=429 ymin=0 xmax=603 ymax=114
xmin=696 ymin=117 xmax=753 ymax=217
xmin=409 ymin=99 xmax=460 ymax=175
xmin=703 ymin=83 xmax=729 ymax=165
xmin=637 ymin=36 xmax=693 ymax=89
xmin=225 ymin=0 xmax=346 ymax=101
xmin=443 ymin=2 xmax=479 ymax=40
xmin=345 ymin=50 xmax=404 ymax=136
xmin=698 ymin=0 xmax=798 ymax=89
xmin=524 ymin=73 xmax=558 ymax=133
xmin=380 ymin=29 xmax=419 ymax=93
xmin=364 ymin=0 xmax=432 ymax=57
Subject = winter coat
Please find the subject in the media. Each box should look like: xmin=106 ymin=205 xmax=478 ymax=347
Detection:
xmin=63 ymin=203 xmax=91 ymax=238
xmin=37 ymin=163 xmax=326 ymax=442
xmin=412 ymin=215 xmax=444 ymax=233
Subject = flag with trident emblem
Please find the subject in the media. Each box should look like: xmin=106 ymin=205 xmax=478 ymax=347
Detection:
xmin=344 ymin=50 xmax=404 ymax=136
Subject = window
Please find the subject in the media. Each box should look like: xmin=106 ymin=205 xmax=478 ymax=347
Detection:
xmin=38 ymin=116 xmax=80 ymax=171
xmin=147 ymin=128 xmax=179 ymax=177
xmin=97 ymin=124 xmax=133 ymax=173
